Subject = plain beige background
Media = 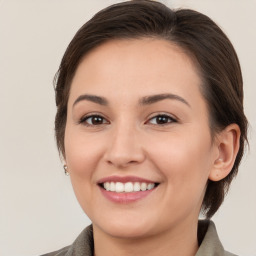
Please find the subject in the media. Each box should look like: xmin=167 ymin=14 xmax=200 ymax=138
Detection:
xmin=0 ymin=1 xmax=255 ymax=256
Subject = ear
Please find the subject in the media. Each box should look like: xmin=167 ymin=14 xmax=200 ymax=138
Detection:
xmin=209 ymin=124 xmax=241 ymax=181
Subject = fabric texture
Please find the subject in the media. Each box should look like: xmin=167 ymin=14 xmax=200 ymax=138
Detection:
xmin=41 ymin=220 xmax=237 ymax=256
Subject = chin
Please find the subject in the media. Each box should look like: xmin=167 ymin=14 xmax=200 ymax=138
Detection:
xmin=92 ymin=214 xmax=158 ymax=239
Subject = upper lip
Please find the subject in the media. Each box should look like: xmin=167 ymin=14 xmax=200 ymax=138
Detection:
xmin=97 ymin=175 xmax=158 ymax=184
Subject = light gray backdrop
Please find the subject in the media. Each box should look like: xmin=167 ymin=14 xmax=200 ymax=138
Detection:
xmin=0 ymin=1 xmax=255 ymax=256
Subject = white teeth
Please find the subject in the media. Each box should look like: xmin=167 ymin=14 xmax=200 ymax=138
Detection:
xmin=104 ymin=182 xmax=110 ymax=191
xmin=147 ymin=183 xmax=154 ymax=190
xmin=115 ymin=182 xmax=124 ymax=192
xmin=134 ymin=182 xmax=140 ymax=192
xmin=102 ymin=181 xmax=156 ymax=193
xmin=141 ymin=182 xmax=147 ymax=191
xmin=110 ymin=182 xmax=115 ymax=192
xmin=124 ymin=182 xmax=133 ymax=192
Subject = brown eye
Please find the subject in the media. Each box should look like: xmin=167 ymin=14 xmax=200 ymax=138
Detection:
xmin=148 ymin=114 xmax=177 ymax=125
xmin=80 ymin=115 xmax=109 ymax=126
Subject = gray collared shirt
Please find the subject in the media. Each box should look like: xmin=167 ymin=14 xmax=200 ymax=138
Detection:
xmin=41 ymin=220 xmax=237 ymax=256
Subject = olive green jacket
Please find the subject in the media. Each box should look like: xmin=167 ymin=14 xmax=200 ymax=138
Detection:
xmin=41 ymin=220 xmax=237 ymax=256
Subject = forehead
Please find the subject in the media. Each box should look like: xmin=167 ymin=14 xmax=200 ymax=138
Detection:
xmin=69 ymin=38 xmax=203 ymax=104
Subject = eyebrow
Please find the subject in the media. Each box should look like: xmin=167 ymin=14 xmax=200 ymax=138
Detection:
xmin=73 ymin=94 xmax=108 ymax=107
xmin=139 ymin=93 xmax=191 ymax=107
xmin=73 ymin=93 xmax=190 ymax=108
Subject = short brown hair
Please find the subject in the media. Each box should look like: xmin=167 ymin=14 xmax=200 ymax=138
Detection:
xmin=54 ymin=0 xmax=248 ymax=218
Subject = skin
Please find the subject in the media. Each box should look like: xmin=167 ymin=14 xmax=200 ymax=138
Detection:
xmin=64 ymin=38 xmax=240 ymax=256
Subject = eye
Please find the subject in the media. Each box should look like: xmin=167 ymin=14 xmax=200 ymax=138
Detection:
xmin=147 ymin=114 xmax=177 ymax=125
xmin=80 ymin=114 xmax=109 ymax=126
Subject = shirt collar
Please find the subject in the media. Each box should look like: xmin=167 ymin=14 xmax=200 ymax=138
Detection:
xmin=65 ymin=220 xmax=232 ymax=256
xmin=196 ymin=220 xmax=226 ymax=256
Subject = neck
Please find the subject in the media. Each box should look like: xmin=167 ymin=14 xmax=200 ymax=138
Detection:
xmin=93 ymin=219 xmax=199 ymax=256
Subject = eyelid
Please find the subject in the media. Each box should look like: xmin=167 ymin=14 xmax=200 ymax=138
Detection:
xmin=77 ymin=112 xmax=178 ymax=127
xmin=146 ymin=112 xmax=178 ymax=125
xmin=78 ymin=112 xmax=110 ymax=126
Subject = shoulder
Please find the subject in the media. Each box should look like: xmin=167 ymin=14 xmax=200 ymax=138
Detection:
xmin=225 ymin=251 xmax=238 ymax=256
xmin=197 ymin=220 xmax=239 ymax=256
xmin=40 ymin=246 xmax=70 ymax=256
xmin=40 ymin=225 xmax=94 ymax=256
xmin=41 ymin=222 xmax=239 ymax=256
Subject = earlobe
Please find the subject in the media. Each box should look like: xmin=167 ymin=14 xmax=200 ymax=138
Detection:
xmin=209 ymin=124 xmax=241 ymax=182
xmin=63 ymin=164 xmax=70 ymax=176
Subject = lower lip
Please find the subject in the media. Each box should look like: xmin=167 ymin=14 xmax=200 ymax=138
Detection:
xmin=99 ymin=186 xmax=156 ymax=203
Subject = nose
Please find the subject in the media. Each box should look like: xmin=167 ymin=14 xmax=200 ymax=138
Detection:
xmin=104 ymin=124 xmax=146 ymax=169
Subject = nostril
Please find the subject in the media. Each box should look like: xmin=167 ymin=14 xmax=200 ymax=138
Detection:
xmin=106 ymin=158 xmax=142 ymax=168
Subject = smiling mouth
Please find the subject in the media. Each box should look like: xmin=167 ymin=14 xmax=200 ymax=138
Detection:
xmin=99 ymin=181 xmax=159 ymax=193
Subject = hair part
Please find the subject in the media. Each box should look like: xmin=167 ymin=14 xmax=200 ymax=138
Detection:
xmin=54 ymin=0 xmax=248 ymax=218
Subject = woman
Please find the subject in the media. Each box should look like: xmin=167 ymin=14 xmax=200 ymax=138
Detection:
xmin=43 ymin=0 xmax=248 ymax=255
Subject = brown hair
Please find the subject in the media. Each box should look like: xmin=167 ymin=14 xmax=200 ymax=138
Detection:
xmin=54 ymin=0 xmax=248 ymax=218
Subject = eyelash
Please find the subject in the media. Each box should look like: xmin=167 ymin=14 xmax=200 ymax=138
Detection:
xmin=79 ymin=113 xmax=177 ymax=127
xmin=79 ymin=114 xmax=109 ymax=127
xmin=147 ymin=114 xmax=177 ymax=125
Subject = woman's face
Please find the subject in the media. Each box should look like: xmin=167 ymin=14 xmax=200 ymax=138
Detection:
xmin=65 ymin=39 xmax=219 ymax=238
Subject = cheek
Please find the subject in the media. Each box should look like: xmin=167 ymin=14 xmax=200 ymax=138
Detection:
xmin=64 ymin=127 xmax=104 ymax=176
xmin=64 ymin=127 xmax=106 ymax=211
xmin=147 ymin=130 xmax=213 ymax=198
